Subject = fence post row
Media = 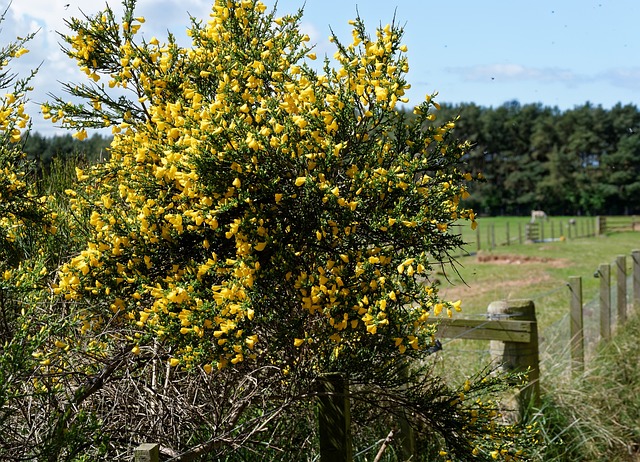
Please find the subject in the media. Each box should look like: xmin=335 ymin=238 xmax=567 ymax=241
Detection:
xmin=468 ymin=216 xmax=640 ymax=251
xmin=572 ymin=250 xmax=639 ymax=377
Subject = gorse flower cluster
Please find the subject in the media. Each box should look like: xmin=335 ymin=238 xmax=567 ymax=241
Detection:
xmin=44 ymin=0 xmax=478 ymax=372
xmin=0 ymin=22 xmax=53 ymax=269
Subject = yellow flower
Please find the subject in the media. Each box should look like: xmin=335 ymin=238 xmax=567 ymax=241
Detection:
xmin=293 ymin=338 xmax=305 ymax=347
xmin=294 ymin=177 xmax=306 ymax=186
xmin=73 ymin=129 xmax=88 ymax=141
xmin=13 ymin=47 xmax=29 ymax=57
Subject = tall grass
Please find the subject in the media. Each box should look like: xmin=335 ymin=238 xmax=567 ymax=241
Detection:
xmin=438 ymin=222 xmax=640 ymax=461
xmin=530 ymin=308 xmax=640 ymax=461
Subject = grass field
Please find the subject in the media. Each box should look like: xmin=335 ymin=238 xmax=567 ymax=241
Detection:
xmin=430 ymin=220 xmax=640 ymax=460
xmin=445 ymin=216 xmax=638 ymax=320
xmin=433 ymin=218 xmax=639 ymax=382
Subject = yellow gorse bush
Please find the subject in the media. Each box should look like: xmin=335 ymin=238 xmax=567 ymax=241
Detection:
xmin=0 ymin=22 xmax=56 ymax=270
xmin=46 ymin=0 xmax=477 ymax=372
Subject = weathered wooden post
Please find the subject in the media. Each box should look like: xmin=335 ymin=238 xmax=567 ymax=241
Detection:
xmin=476 ymin=226 xmax=481 ymax=252
xmin=632 ymin=250 xmax=640 ymax=311
xmin=506 ymin=222 xmax=510 ymax=246
xmin=318 ymin=373 xmax=352 ymax=462
xmin=550 ymin=221 xmax=555 ymax=241
xmin=616 ymin=255 xmax=627 ymax=325
xmin=397 ymin=365 xmax=416 ymax=462
xmin=569 ymin=276 xmax=584 ymax=375
xmin=595 ymin=216 xmax=605 ymax=236
xmin=134 ymin=444 xmax=159 ymax=462
xmin=489 ymin=224 xmax=494 ymax=249
xmin=518 ymin=223 xmax=522 ymax=244
xmin=597 ymin=263 xmax=611 ymax=341
xmin=487 ymin=300 xmax=540 ymax=413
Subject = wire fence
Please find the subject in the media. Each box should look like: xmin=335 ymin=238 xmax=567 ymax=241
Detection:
xmin=431 ymin=250 xmax=639 ymax=390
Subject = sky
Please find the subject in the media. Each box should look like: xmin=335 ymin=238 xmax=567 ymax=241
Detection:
xmin=5 ymin=0 xmax=640 ymax=136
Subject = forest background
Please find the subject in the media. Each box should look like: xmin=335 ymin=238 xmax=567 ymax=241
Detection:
xmin=26 ymin=100 xmax=640 ymax=218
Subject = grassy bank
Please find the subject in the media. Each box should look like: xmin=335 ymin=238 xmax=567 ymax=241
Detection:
xmin=435 ymin=222 xmax=640 ymax=461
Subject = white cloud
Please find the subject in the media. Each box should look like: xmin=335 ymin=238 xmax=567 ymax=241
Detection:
xmin=3 ymin=0 xmax=214 ymax=135
xmin=452 ymin=63 xmax=581 ymax=84
xmin=601 ymin=68 xmax=640 ymax=90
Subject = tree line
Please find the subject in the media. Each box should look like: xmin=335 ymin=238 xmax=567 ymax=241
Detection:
xmin=432 ymin=101 xmax=640 ymax=216
xmin=21 ymin=132 xmax=111 ymax=172
xmin=28 ymin=100 xmax=640 ymax=218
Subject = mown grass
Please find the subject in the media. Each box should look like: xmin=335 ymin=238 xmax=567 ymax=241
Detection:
xmin=456 ymin=215 xmax=599 ymax=252
xmin=443 ymin=218 xmax=638 ymax=321
xmin=435 ymin=219 xmax=640 ymax=461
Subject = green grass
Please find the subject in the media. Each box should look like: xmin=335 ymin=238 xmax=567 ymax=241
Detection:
xmin=434 ymin=221 xmax=640 ymax=461
xmin=455 ymin=215 xmax=600 ymax=254
xmin=443 ymin=218 xmax=638 ymax=323
xmin=530 ymin=308 xmax=640 ymax=462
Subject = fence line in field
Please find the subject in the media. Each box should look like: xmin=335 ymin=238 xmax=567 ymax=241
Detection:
xmin=135 ymin=249 xmax=640 ymax=462
xmin=466 ymin=215 xmax=638 ymax=252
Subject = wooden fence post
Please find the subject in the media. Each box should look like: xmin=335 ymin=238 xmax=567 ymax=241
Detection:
xmin=632 ymin=249 xmax=640 ymax=311
xmin=596 ymin=216 xmax=605 ymax=236
xmin=518 ymin=223 xmax=522 ymax=244
xmin=489 ymin=224 xmax=494 ymax=249
xmin=476 ymin=226 xmax=481 ymax=252
xmin=318 ymin=373 xmax=352 ymax=462
xmin=597 ymin=263 xmax=611 ymax=341
xmin=397 ymin=365 xmax=416 ymax=461
xmin=616 ymin=255 xmax=627 ymax=325
xmin=506 ymin=222 xmax=510 ymax=246
xmin=487 ymin=300 xmax=540 ymax=413
xmin=568 ymin=276 xmax=584 ymax=375
xmin=134 ymin=444 xmax=159 ymax=462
